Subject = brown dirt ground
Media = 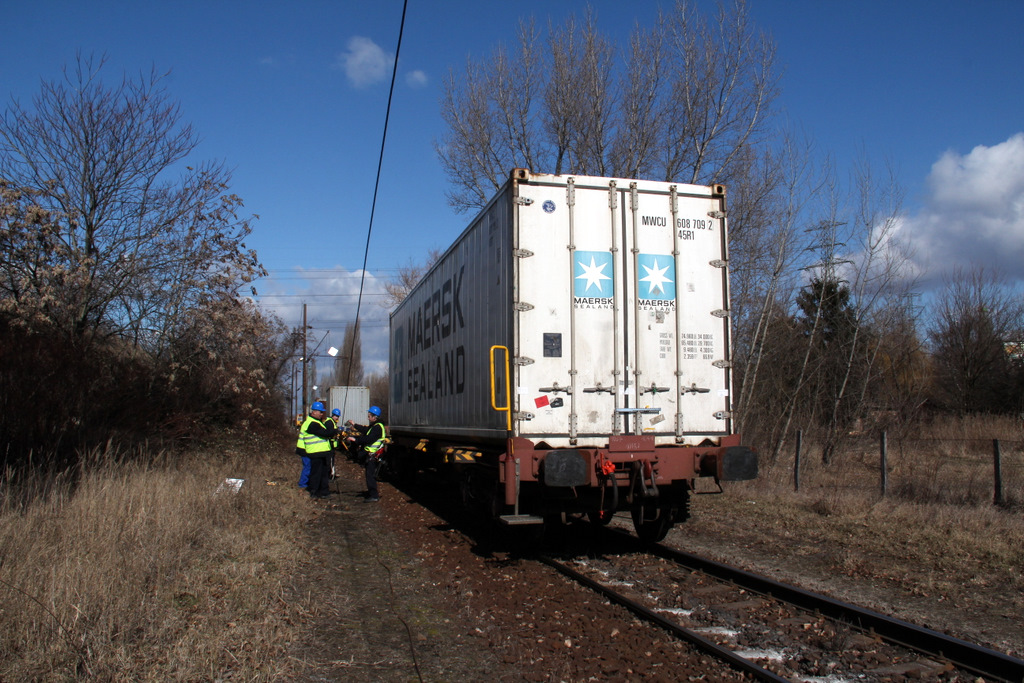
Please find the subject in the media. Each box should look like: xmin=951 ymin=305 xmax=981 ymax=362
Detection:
xmin=282 ymin=459 xmax=747 ymax=681
xmin=282 ymin=464 xmax=518 ymax=682
xmin=281 ymin=458 xmax=1023 ymax=681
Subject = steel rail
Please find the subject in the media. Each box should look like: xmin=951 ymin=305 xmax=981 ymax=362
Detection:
xmin=646 ymin=542 xmax=1024 ymax=683
xmin=538 ymin=555 xmax=790 ymax=683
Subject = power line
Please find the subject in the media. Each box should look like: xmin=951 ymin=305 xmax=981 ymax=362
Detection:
xmin=259 ymin=268 xmax=405 ymax=278
xmin=254 ymin=293 xmax=391 ymax=299
xmin=345 ymin=0 xmax=408 ymax=387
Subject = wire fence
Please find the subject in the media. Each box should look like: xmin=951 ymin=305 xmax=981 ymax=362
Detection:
xmin=774 ymin=431 xmax=1024 ymax=509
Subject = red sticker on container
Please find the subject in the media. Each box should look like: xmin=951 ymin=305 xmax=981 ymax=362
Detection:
xmin=534 ymin=395 xmax=550 ymax=408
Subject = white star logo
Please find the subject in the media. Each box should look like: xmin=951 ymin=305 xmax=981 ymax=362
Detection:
xmin=640 ymin=258 xmax=673 ymax=296
xmin=576 ymin=256 xmax=611 ymax=293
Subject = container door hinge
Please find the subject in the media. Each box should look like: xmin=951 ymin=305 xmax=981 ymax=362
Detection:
xmin=709 ymin=259 xmax=728 ymax=268
xmin=682 ymin=384 xmax=711 ymax=394
xmin=514 ymin=356 xmax=535 ymax=366
xmin=711 ymin=308 xmax=729 ymax=318
xmin=514 ymin=196 xmax=534 ymax=206
xmin=515 ymin=411 xmax=535 ymax=421
xmin=714 ymin=411 xmax=733 ymax=420
xmin=712 ymin=359 xmax=733 ymax=369
xmin=513 ymin=248 xmax=534 ymax=258
xmin=707 ymin=210 xmax=726 ymax=219
xmin=514 ymin=301 xmax=534 ymax=311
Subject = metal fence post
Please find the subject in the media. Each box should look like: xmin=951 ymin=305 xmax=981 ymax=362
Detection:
xmin=794 ymin=429 xmax=802 ymax=492
xmin=993 ymin=439 xmax=1004 ymax=506
xmin=880 ymin=430 xmax=888 ymax=497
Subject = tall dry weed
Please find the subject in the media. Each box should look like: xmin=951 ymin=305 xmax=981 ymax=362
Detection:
xmin=0 ymin=439 xmax=309 ymax=681
xmin=753 ymin=414 xmax=1024 ymax=509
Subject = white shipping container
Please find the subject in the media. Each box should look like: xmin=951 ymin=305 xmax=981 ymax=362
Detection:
xmin=390 ymin=170 xmax=734 ymax=449
xmin=328 ymin=386 xmax=369 ymax=426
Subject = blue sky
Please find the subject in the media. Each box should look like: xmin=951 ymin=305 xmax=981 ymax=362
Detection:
xmin=3 ymin=0 xmax=1024 ymax=376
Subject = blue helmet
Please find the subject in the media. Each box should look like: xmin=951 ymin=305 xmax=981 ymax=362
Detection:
xmin=331 ymin=408 xmax=341 ymax=417
xmin=368 ymin=405 xmax=382 ymax=417
xmin=311 ymin=401 xmax=326 ymax=412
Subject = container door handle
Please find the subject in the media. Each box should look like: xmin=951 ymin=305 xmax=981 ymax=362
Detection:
xmin=490 ymin=345 xmax=512 ymax=431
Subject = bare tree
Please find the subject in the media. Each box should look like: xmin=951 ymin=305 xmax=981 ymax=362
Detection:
xmin=545 ymin=10 xmax=618 ymax=176
xmin=0 ymin=54 xmax=263 ymax=348
xmin=165 ymin=293 xmax=289 ymax=427
xmin=729 ymin=131 xmax=822 ymax=439
xmin=929 ymin=266 xmax=1024 ymax=414
xmin=0 ymin=57 xmax=291 ymax=465
xmin=770 ymin=158 xmax=913 ymax=464
xmin=364 ymin=371 xmax=390 ymax=414
xmin=825 ymin=159 xmax=914 ymax=444
xmin=437 ymin=0 xmax=779 ymax=213
xmin=660 ymin=0 xmax=779 ymax=185
xmin=382 ymin=250 xmax=442 ymax=307
xmin=608 ymin=19 xmax=666 ymax=179
xmin=869 ymin=294 xmax=929 ymax=430
xmin=763 ymin=157 xmax=848 ymax=464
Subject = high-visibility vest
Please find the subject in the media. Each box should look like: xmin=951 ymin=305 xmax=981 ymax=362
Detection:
xmin=325 ymin=417 xmax=338 ymax=450
xmin=298 ymin=416 xmax=332 ymax=455
xmin=364 ymin=422 xmax=387 ymax=456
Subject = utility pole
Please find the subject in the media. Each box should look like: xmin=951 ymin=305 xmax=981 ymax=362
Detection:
xmin=302 ymin=303 xmax=308 ymax=418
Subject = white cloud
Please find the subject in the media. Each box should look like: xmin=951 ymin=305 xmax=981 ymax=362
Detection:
xmin=254 ymin=268 xmax=393 ymax=376
xmin=898 ymin=133 xmax=1024 ymax=286
xmin=405 ymin=70 xmax=428 ymax=88
xmin=336 ymin=36 xmax=394 ymax=88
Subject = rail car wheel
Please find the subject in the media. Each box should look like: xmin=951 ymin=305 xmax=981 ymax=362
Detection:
xmin=458 ymin=472 xmax=504 ymax=519
xmin=630 ymin=501 xmax=672 ymax=542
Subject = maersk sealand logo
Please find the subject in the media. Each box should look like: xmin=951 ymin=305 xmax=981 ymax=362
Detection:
xmin=638 ymin=254 xmax=675 ymax=300
xmin=574 ymin=251 xmax=613 ymax=297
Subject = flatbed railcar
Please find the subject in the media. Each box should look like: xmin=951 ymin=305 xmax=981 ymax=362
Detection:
xmin=388 ymin=169 xmax=756 ymax=541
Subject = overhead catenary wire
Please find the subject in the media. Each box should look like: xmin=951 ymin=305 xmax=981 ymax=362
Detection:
xmin=342 ymin=0 xmax=408 ymax=393
xmin=256 ymin=268 xmax=406 ymax=281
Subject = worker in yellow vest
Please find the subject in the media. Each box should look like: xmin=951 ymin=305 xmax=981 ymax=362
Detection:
xmin=346 ymin=406 xmax=387 ymax=502
xmin=298 ymin=401 xmax=337 ymax=499
xmin=326 ymin=408 xmax=342 ymax=480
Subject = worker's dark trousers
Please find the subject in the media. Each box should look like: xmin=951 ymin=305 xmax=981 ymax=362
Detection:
xmin=365 ymin=456 xmax=379 ymax=499
xmin=308 ymin=456 xmax=330 ymax=497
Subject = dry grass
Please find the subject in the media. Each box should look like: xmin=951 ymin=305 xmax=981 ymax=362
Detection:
xmin=0 ymin=437 xmax=310 ymax=681
xmin=759 ymin=415 xmax=1024 ymax=508
xmin=696 ymin=418 xmax=1024 ymax=654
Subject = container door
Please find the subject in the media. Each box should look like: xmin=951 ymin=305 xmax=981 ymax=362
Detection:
xmin=622 ymin=182 xmax=732 ymax=438
xmin=514 ymin=177 xmax=626 ymax=447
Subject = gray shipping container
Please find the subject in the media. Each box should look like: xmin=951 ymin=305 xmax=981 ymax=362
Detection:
xmin=389 ymin=169 xmax=735 ymax=449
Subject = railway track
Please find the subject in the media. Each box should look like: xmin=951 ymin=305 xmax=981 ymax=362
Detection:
xmin=541 ymin=532 xmax=1024 ymax=682
xmin=382 ymin=468 xmax=1021 ymax=680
